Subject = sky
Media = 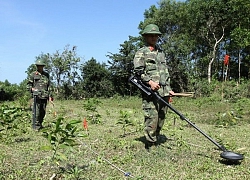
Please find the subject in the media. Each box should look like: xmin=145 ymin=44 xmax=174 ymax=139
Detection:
xmin=0 ymin=0 xmax=179 ymax=84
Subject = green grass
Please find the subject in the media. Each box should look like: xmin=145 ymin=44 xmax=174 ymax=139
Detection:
xmin=0 ymin=96 xmax=250 ymax=179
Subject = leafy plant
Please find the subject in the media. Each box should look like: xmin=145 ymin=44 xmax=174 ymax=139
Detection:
xmin=116 ymin=110 xmax=135 ymax=136
xmin=214 ymin=111 xmax=240 ymax=127
xmin=83 ymin=98 xmax=102 ymax=124
xmin=40 ymin=117 xmax=83 ymax=164
xmin=18 ymin=95 xmax=31 ymax=110
xmin=215 ymin=135 xmax=238 ymax=151
xmin=63 ymin=164 xmax=84 ymax=180
xmin=0 ymin=104 xmax=30 ymax=141
xmin=164 ymin=120 xmax=189 ymax=150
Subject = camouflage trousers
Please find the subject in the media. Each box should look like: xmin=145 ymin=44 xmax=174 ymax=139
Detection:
xmin=142 ymin=95 xmax=169 ymax=143
xmin=32 ymin=98 xmax=47 ymax=128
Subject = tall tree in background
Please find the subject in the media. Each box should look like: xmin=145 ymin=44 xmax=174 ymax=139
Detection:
xmin=80 ymin=58 xmax=113 ymax=97
xmin=107 ymin=36 xmax=141 ymax=96
xmin=25 ymin=45 xmax=82 ymax=99
xmin=49 ymin=45 xmax=81 ymax=94
xmin=227 ymin=0 xmax=250 ymax=83
xmin=18 ymin=0 xmax=250 ymax=99
xmin=182 ymin=0 xmax=228 ymax=83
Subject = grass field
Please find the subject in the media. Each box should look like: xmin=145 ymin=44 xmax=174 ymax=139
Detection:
xmin=0 ymin=95 xmax=250 ymax=179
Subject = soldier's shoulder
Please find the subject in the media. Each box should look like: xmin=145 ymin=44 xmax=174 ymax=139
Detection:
xmin=135 ymin=46 xmax=149 ymax=55
xmin=137 ymin=46 xmax=148 ymax=52
xmin=30 ymin=71 xmax=37 ymax=76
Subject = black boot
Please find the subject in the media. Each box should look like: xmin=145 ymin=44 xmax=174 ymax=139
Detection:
xmin=145 ymin=141 xmax=156 ymax=152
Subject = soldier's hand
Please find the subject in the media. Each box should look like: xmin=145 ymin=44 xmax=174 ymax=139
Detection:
xmin=169 ymin=90 xmax=175 ymax=96
xmin=148 ymin=80 xmax=160 ymax=91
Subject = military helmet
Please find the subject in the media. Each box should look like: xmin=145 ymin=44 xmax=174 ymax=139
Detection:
xmin=141 ymin=24 xmax=162 ymax=35
xmin=35 ymin=59 xmax=46 ymax=66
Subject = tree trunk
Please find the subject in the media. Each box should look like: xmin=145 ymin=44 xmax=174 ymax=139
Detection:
xmin=224 ymin=65 xmax=228 ymax=82
xmin=207 ymin=27 xmax=224 ymax=83
xmin=238 ymin=49 xmax=241 ymax=84
xmin=208 ymin=60 xmax=213 ymax=84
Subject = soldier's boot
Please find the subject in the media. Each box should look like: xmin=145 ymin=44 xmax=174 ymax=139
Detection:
xmin=144 ymin=130 xmax=157 ymax=152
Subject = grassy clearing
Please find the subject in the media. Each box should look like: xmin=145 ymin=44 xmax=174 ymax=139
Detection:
xmin=0 ymin=96 xmax=250 ymax=179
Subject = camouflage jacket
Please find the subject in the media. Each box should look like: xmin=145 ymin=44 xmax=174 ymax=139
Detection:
xmin=133 ymin=45 xmax=172 ymax=97
xmin=27 ymin=71 xmax=50 ymax=99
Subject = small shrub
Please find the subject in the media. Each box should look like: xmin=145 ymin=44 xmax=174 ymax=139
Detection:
xmin=83 ymin=98 xmax=102 ymax=124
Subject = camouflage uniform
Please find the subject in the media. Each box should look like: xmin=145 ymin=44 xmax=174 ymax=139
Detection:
xmin=133 ymin=24 xmax=172 ymax=143
xmin=27 ymin=59 xmax=50 ymax=129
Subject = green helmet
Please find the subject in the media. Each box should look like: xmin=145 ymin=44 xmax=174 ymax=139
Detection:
xmin=142 ymin=24 xmax=162 ymax=35
xmin=35 ymin=59 xmax=46 ymax=66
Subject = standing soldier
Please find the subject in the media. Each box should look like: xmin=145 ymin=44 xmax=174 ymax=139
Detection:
xmin=27 ymin=59 xmax=50 ymax=130
xmin=133 ymin=24 xmax=174 ymax=149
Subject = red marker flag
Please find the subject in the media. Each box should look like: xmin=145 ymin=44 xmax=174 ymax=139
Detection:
xmin=83 ymin=118 xmax=88 ymax=130
xmin=224 ymin=54 xmax=230 ymax=66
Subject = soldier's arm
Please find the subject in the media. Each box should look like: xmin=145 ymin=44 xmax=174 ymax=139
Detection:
xmin=133 ymin=49 xmax=151 ymax=83
xmin=27 ymin=73 xmax=34 ymax=92
xmin=44 ymin=72 xmax=52 ymax=99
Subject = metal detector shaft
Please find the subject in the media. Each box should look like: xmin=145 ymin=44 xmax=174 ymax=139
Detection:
xmin=32 ymin=90 xmax=38 ymax=129
xmin=32 ymin=95 xmax=37 ymax=129
xmin=153 ymin=92 xmax=226 ymax=152
xmin=129 ymin=75 xmax=226 ymax=152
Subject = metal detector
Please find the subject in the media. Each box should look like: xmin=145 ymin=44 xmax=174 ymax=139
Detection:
xmin=32 ymin=90 xmax=39 ymax=129
xmin=129 ymin=75 xmax=244 ymax=162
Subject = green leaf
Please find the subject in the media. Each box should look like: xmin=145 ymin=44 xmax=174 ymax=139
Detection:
xmin=48 ymin=133 xmax=52 ymax=141
xmin=40 ymin=145 xmax=54 ymax=151
xmin=56 ymin=152 xmax=68 ymax=161
xmin=69 ymin=119 xmax=82 ymax=124
xmin=55 ymin=117 xmax=63 ymax=130
xmin=71 ymin=126 xmax=77 ymax=134
xmin=64 ymin=138 xmax=75 ymax=145
xmin=59 ymin=144 xmax=69 ymax=149
xmin=77 ymin=133 xmax=88 ymax=138
xmin=65 ymin=123 xmax=73 ymax=130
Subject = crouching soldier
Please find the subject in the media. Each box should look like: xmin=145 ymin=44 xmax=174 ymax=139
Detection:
xmin=27 ymin=59 xmax=50 ymax=130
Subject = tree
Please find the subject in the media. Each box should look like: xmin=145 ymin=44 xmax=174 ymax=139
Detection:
xmin=80 ymin=58 xmax=113 ymax=97
xmin=107 ymin=36 xmax=141 ymax=96
xmin=49 ymin=45 xmax=81 ymax=94
xmin=227 ymin=0 xmax=250 ymax=83
xmin=25 ymin=45 xmax=82 ymax=99
xmin=183 ymin=0 xmax=229 ymax=83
